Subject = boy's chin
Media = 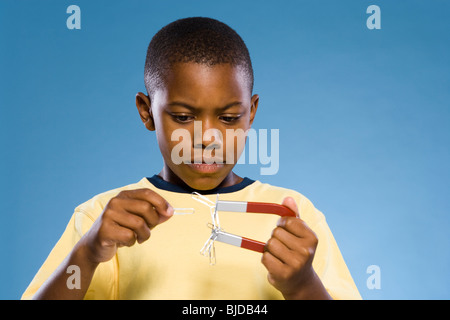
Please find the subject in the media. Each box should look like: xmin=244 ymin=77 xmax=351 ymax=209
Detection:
xmin=176 ymin=165 xmax=234 ymax=191
xmin=182 ymin=174 xmax=227 ymax=191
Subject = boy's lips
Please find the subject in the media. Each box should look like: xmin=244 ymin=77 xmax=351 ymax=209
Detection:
xmin=187 ymin=162 xmax=225 ymax=173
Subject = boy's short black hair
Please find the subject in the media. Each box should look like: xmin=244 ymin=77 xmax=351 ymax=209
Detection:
xmin=144 ymin=17 xmax=254 ymax=99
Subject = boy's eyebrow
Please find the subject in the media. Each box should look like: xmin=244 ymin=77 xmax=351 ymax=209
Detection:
xmin=166 ymin=101 xmax=243 ymax=111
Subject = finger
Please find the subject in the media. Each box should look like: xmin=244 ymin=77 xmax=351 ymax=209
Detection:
xmin=261 ymin=250 xmax=285 ymax=279
xmin=281 ymin=197 xmax=300 ymax=218
xmin=119 ymin=189 xmax=174 ymax=224
xmin=121 ymin=197 xmax=161 ymax=229
xmin=269 ymin=227 xmax=316 ymax=269
xmin=271 ymin=226 xmax=303 ymax=251
xmin=108 ymin=209 xmax=151 ymax=244
xmin=261 ymin=251 xmax=291 ymax=290
xmin=276 ymin=216 xmax=316 ymax=240
xmin=265 ymin=236 xmax=295 ymax=266
xmin=109 ymin=223 xmax=138 ymax=247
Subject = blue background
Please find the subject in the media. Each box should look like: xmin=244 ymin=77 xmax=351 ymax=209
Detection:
xmin=1 ymin=0 xmax=449 ymax=299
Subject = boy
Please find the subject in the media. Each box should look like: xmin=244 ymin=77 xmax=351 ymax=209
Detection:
xmin=22 ymin=17 xmax=361 ymax=300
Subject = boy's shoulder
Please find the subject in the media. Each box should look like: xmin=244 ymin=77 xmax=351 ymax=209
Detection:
xmin=74 ymin=178 xmax=150 ymax=221
xmin=244 ymin=180 xmax=312 ymax=206
xmin=247 ymin=179 xmax=309 ymax=200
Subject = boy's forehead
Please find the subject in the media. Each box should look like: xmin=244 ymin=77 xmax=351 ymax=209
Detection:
xmin=155 ymin=63 xmax=251 ymax=107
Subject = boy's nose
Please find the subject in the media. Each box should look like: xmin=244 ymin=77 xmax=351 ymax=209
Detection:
xmin=193 ymin=120 xmax=223 ymax=150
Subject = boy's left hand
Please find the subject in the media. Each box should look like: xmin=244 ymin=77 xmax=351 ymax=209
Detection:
xmin=262 ymin=197 xmax=331 ymax=300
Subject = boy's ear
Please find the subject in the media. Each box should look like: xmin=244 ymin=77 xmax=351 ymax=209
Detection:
xmin=135 ymin=92 xmax=155 ymax=131
xmin=249 ymin=94 xmax=259 ymax=126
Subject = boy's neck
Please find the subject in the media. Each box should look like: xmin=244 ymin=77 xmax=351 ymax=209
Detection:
xmin=158 ymin=166 xmax=243 ymax=191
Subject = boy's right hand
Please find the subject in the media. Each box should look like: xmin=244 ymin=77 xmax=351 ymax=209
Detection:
xmin=79 ymin=189 xmax=174 ymax=264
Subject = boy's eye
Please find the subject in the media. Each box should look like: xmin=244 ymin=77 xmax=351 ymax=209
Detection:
xmin=172 ymin=114 xmax=194 ymax=123
xmin=219 ymin=115 xmax=241 ymax=123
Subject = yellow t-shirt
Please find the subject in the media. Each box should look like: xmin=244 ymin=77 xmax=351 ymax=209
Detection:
xmin=22 ymin=176 xmax=361 ymax=300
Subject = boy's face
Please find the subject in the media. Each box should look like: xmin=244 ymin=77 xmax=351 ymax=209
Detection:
xmin=136 ymin=62 xmax=259 ymax=190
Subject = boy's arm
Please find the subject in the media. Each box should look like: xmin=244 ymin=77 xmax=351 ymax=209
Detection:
xmin=31 ymin=189 xmax=173 ymax=300
xmin=32 ymin=238 xmax=99 ymax=300
xmin=262 ymin=197 xmax=332 ymax=300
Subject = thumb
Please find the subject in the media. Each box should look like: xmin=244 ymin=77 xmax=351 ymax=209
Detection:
xmin=281 ymin=197 xmax=300 ymax=218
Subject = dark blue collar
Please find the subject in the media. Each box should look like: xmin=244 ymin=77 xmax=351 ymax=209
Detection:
xmin=146 ymin=175 xmax=255 ymax=194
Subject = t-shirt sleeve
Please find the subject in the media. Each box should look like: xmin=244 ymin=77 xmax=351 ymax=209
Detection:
xmin=299 ymin=197 xmax=362 ymax=300
xmin=21 ymin=208 xmax=117 ymax=300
